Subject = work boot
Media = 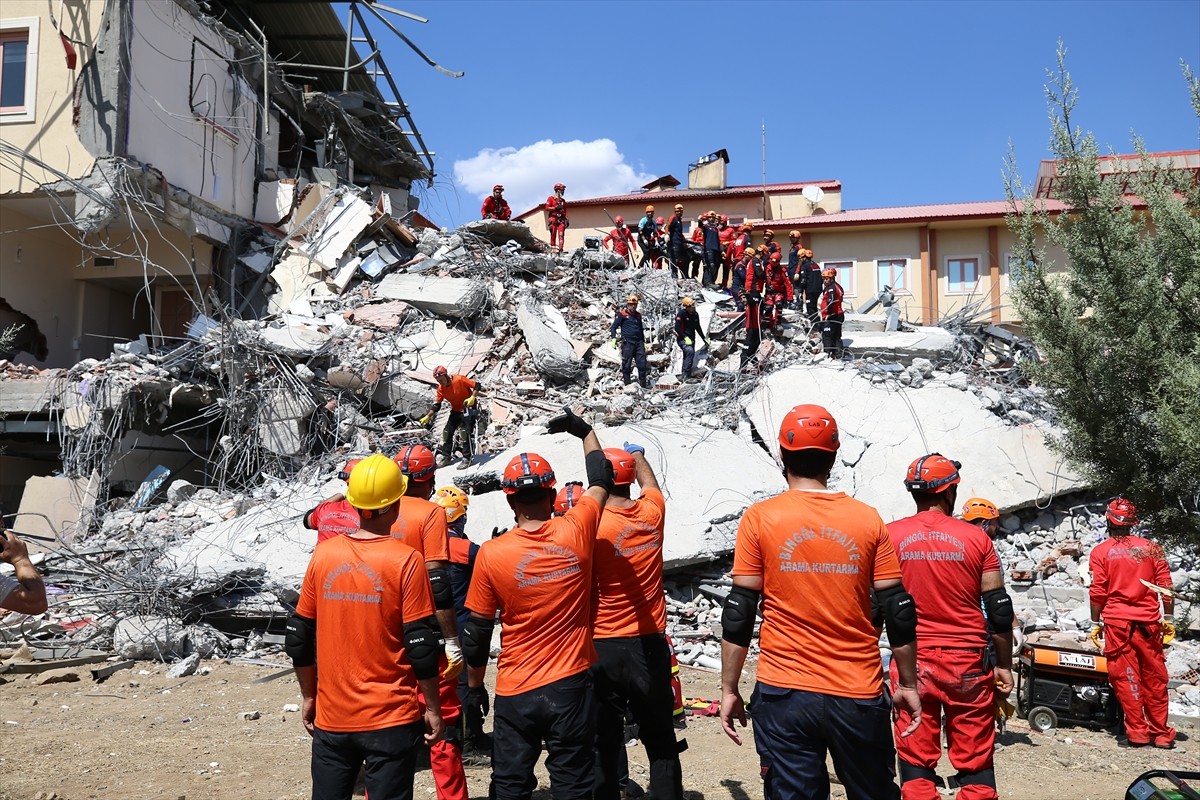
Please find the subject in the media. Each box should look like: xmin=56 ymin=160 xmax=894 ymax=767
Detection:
xmin=457 ymin=456 xmax=471 ymax=470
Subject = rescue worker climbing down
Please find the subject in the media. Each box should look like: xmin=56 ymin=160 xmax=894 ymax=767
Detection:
xmin=419 ymin=366 xmax=479 ymax=470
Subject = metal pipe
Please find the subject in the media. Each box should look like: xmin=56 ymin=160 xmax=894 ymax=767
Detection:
xmin=342 ymin=2 xmax=355 ymax=92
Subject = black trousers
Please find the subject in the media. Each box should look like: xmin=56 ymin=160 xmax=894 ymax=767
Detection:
xmin=667 ymin=243 xmax=685 ymax=278
xmin=439 ymin=410 xmax=473 ymax=459
xmin=821 ymin=313 xmax=845 ymax=355
xmin=621 ymin=339 xmax=648 ymax=386
xmin=679 ymin=341 xmax=696 ymax=376
xmin=702 ymin=249 xmax=721 ymax=285
xmin=741 ymin=326 xmax=762 ymax=369
xmin=592 ymin=636 xmax=684 ymax=800
xmin=311 ymin=721 xmax=424 ymax=800
xmin=805 ymin=295 xmax=820 ymax=325
xmin=492 ymin=672 xmax=595 ymax=800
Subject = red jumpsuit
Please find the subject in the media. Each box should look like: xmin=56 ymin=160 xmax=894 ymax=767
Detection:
xmin=414 ymin=658 xmax=468 ymax=800
xmin=481 ymin=195 xmax=512 ymax=220
xmin=717 ymin=225 xmax=737 ymax=285
xmin=888 ymin=510 xmax=1003 ymax=800
xmin=1090 ymin=534 xmax=1173 ymax=746
xmin=725 ymin=233 xmax=750 ymax=288
xmin=762 ymin=256 xmax=794 ymax=330
xmin=545 ymin=194 xmax=568 ymax=250
xmin=603 ymin=227 xmax=637 ymax=264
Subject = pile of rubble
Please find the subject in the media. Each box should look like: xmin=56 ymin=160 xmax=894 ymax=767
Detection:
xmin=0 ymin=182 xmax=1142 ymax=684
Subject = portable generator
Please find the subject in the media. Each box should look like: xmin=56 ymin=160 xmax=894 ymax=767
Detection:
xmin=1127 ymin=770 xmax=1200 ymax=800
xmin=1016 ymin=640 xmax=1120 ymax=732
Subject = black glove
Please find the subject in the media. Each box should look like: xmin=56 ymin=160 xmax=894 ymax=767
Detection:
xmin=546 ymin=406 xmax=592 ymax=439
xmin=585 ymin=449 xmax=615 ymax=491
xmin=465 ymin=685 xmax=490 ymax=722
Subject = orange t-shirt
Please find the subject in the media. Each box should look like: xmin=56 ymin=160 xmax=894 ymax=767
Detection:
xmin=296 ymin=534 xmax=434 ymax=732
xmin=435 ymin=376 xmax=477 ymax=412
xmin=389 ymin=496 xmax=450 ymax=563
xmin=466 ymin=495 xmax=601 ymax=696
xmin=732 ymin=489 xmax=901 ymax=699
xmin=593 ymin=489 xmax=668 ymax=638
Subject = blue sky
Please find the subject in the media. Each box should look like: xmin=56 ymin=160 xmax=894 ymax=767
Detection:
xmin=353 ymin=0 xmax=1200 ymax=227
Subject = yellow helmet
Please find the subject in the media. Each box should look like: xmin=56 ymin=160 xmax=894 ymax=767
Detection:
xmin=435 ymin=486 xmax=470 ymax=523
xmin=681 ymin=296 xmax=695 ymax=307
xmin=346 ymin=454 xmax=407 ymax=511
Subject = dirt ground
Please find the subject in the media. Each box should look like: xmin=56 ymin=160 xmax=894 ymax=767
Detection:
xmin=0 ymin=658 xmax=1194 ymax=800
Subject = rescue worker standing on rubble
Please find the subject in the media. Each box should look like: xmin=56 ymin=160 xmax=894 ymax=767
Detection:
xmin=888 ymin=454 xmax=1013 ymax=800
xmin=727 ymin=224 xmax=753 ymax=291
xmin=1089 ymin=498 xmax=1176 ymax=749
xmin=674 ymin=297 xmax=707 ymax=381
xmin=717 ymin=215 xmax=737 ymax=286
xmin=461 ymin=406 xmax=614 ymax=800
xmin=287 ymin=454 xmax=444 ymax=800
xmin=761 ymin=229 xmax=780 ymax=261
xmin=637 ymin=206 xmax=659 ymax=269
xmin=762 ymin=251 xmax=794 ymax=335
xmin=699 ymin=211 xmax=723 ymax=288
xmin=420 ymin=366 xmax=479 ymax=470
xmin=720 ymin=404 xmax=921 ymax=800
xmin=800 ymin=249 xmax=823 ymax=326
xmin=666 ymin=204 xmax=687 ymax=279
xmin=603 ymin=217 xmax=638 ymax=267
xmin=610 ymin=294 xmax=650 ymax=388
xmin=820 ymin=267 xmax=845 ymax=358
xmin=740 ymin=247 xmax=767 ymax=370
xmin=482 ymin=185 xmax=512 ymax=220
xmin=786 ymin=232 xmax=802 ymax=296
xmin=592 ymin=444 xmax=685 ymax=800
xmin=545 ymin=183 xmax=569 ymax=252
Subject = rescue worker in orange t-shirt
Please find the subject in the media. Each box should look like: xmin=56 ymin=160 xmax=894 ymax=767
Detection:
xmin=419 ymin=366 xmax=480 ymax=469
xmin=888 ymin=454 xmax=1013 ymax=800
xmin=461 ymin=407 xmax=614 ymax=800
xmin=302 ymin=459 xmax=366 ymax=543
xmin=286 ymin=455 xmax=444 ymax=800
xmin=545 ymin=183 xmax=569 ymax=252
xmin=1089 ymin=498 xmax=1175 ymax=749
xmin=720 ymin=405 xmax=921 ymax=800
xmin=592 ymin=444 xmax=684 ymax=800
xmin=392 ymin=444 xmax=469 ymax=800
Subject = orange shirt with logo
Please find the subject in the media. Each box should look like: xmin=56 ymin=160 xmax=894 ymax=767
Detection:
xmin=466 ymin=495 xmax=601 ymax=696
xmin=594 ymin=488 xmax=668 ymax=638
xmin=297 ymin=535 xmax=434 ymax=732
xmin=436 ymin=376 xmax=477 ymax=413
xmin=389 ymin=496 xmax=450 ymax=563
xmin=306 ymin=499 xmax=360 ymax=543
xmin=732 ymin=490 xmax=901 ymax=699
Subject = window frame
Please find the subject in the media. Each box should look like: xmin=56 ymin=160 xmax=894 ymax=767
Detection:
xmin=875 ymin=257 xmax=910 ymax=294
xmin=821 ymin=259 xmax=857 ymax=298
xmin=945 ymin=254 xmax=982 ymax=295
xmin=1003 ymin=252 xmax=1037 ymax=291
xmin=0 ymin=17 xmax=39 ymax=123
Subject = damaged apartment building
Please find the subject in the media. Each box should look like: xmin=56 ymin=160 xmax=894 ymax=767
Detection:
xmin=0 ymin=0 xmax=449 ymax=507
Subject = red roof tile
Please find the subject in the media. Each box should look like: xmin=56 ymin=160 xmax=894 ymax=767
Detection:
xmin=771 ymin=199 xmax=1071 ymax=229
xmin=514 ymin=180 xmax=841 ymax=220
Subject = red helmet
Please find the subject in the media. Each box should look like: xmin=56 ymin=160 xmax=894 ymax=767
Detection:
xmin=904 ymin=453 xmax=962 ymax=494
xmin=433 ymin=365 xmax=448 ymax=378
xmin=554 ymin=182 xmax=565 ymax=191
xmin=655 ymin=216 xmax=664 ymax=225
xmin=778 ymin=405 xmax=839 ymax=452
xmin=493 ymin=184 xmax=504 ymax=193
xmin=720 ymin=214 xmax=729 ymax=223
xmin=769 ymin=252 xmax=781 ymax=262
xmin=337 ymin=459 xmax=363 ymax=481
xmin=394 ymin=444 xmax=436 ymax=481
xmin=1106 ymin=497 xmax=1138 ymax=527
xmin=614 ymin=215 xmax=625 ymax=225
xmin=604 ymin=447 xmax=637 ymax=486
xmin=501 ymin=452 xmax=557 ymax=495
xmin=554 ymin=482 xmax=585 ymax=515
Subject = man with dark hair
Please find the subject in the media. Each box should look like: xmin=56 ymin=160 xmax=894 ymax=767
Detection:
xmin=0 ymin=520 xmax=47 ymax=615
xmin=288 ymin=454 xmax=444 ymax=800
xmin=461 ymin=408 xmax=613 ymax=800
xmin=720 ymin=405 xmax=921 ymax=800
xmin=592 ymin=444 xmax=684 ymax=800
xmin=889 ymin=454 xmax=1012 ymax=800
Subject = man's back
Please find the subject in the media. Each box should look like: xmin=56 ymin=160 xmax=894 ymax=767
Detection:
xmin=466 ymin=496 xmax=601 ymax=695
xmin=1091 ymin=534 xmax=1169 ymax=622
xmin=887 ymin=509 xmax=998 ymax=649
xmin=390 ymin=496 xmax=450 ymax=563
xmin=732 ymin=489 xmax=900 ymax=698
xmin=594 ymin=490 xmax=668 ymax=638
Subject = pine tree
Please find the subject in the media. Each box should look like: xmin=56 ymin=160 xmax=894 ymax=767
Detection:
xmin=1005 ymin=43 xmax=1200 ymax=545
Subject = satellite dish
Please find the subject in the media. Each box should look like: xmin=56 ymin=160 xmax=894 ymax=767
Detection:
xmin=802 ymin=185 xmax=825 ymax=205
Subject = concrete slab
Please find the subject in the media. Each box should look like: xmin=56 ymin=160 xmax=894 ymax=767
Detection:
xmin=843 ymin=325 xmax=956 ymax=365
xmin=0 ymin=376 xmax=59 ymax=414
xmin=258 ymin=324 xmax=330 ymax=357
xmin=292 ymin=192 xmax=373 ymax=272
xmin=516 ymin=302 xmax=583 ymax=382
xmin=376 ymin=274 xmax=488 ymax=319
xmin=15 ymin=474 xmax=100 ymax=552
xmin=741 ymin=364 xmax=1087 ymax=521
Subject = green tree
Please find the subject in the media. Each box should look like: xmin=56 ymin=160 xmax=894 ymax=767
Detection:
xmin=1005 ymin=43 xmax=1200 ymax=545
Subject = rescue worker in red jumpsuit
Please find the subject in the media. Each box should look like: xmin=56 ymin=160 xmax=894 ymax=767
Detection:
xmin=739 ymin=248 xmax=766 ymax=371
xmin=603 ymin=217 xmax=638 ymax=266
xmin=819 ymin=267 xmax=845 ymax=358
xmin=762 ymin=251 xmax=794 ymax=334
xmin=481 ymin=185 xmax=512 ymax=220
xmin=545 ymin=183 xmax=568 ymax=251
xmin=888 ymin=453 xmax=1014 ymax=800
xmin=1089 ymin=498 xmax=1175 ymax=749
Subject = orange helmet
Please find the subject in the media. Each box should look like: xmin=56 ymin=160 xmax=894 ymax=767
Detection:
xmin=789 ymin=230 xmax=800 ymax=238
xmin=394 ymin=443 xmax=436 ymax=481
xmin=645 ymin=205 xmax=655 ymax=213
xmin=763 ymin=229 xmax=775 ymax=238
xmin=802 ymin=248 xmax=814 ymax=258
xmin=614 ymin=215 xmax=625 ymax=225
xmin=904 ymin=454 xmax=962 ymax=494
xmin=337 ymin=458 xmax=363 ymax=481
xmin=604 ymin=447 xmax=637 ymax=486
xmin=778 ymin=404 xmax=840 ymax=453
xmin=627 ymin=294 xmax=640 ymax=304
xmin=962 ymin=497 xmax=999 ymax=522
xmin=1106 ymin=497 xmax=1138 ymax=527
xmin=435 ymin=486 xmax=470 ymax=523
xmin=740 ymin=223 xmax=753 ymax=232
xmin=674 ymin=203 xmax=684 ymax=211
xmin=554 ymin=482 xmax=585 ymax=515
xmin=822 ymin=267 xmax=837 ymax=278
xmin=501 ymin=452 xmax=556 ymax=495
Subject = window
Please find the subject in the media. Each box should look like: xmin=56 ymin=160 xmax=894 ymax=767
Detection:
xmin=822 ymin=260 xmax=856 ymax=297
xmin=1004 ymin=253 xmax=1036 ymax=289
xmin=946 ymin=257 xmax=980 ymax=294
xmin=0 ymin=17 xmax=38 ymax=123
xmin=876 ymin=258 xmax=909 ymax=293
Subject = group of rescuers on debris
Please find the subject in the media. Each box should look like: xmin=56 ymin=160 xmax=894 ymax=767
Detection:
xmin=282 ymin=381 xmax=1176 ymax=800
xmin=480 ymin=183 xmax=848 ymax=370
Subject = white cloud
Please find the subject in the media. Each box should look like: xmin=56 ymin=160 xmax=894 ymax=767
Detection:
xmin=453 ymin=139 xmax=655 ymax=216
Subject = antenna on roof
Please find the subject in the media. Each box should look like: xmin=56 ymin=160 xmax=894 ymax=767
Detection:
xmin=802 ymin=185 xmax=825 ymax=209
xmin=761 ymin=122 xmax=768 ymax=220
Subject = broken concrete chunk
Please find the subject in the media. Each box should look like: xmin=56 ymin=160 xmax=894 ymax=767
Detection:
xmin=35 ymin=668 xmax=82 ymax=686
xmin=515 ymin=301 xmax=583 ymax=383
xmin=112 ymin=616 xmax=189 ymax=660
xmin=167 ymin=653 xmax=202 ymax=678
xmin=376 ymin=274 xmax=490 ymax=319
